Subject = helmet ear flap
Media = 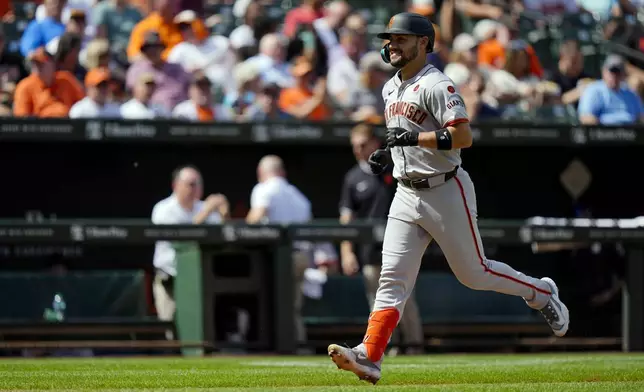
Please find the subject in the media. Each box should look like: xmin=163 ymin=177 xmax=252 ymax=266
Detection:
xmin=425 ymin=35 xmax=434 ymax=53
xmin=381 ymin=43 xmax=391 ymax=63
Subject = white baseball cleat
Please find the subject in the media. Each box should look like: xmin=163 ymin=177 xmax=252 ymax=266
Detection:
xmin=328 ymin=344 xmax=381 ymax=385
xmin=539 ymin=277 xmax=570 ymax=337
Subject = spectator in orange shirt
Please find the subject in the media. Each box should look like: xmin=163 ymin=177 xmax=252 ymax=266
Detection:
xmin=126 ymin=0 xmax=209 ymax=61
xmin=474 ymin=19 xmax=543 ymax=78
xmin=278 ymin=56 xmax=332 ymax=121
xmin=13 ymin=47 xmax=84 ymax=118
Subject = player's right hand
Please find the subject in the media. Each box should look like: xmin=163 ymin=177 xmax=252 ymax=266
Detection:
xmin=368 ymin=149 xmax=390 ymax=175
xmin=341 ymin=251 xmax=360 ymax=276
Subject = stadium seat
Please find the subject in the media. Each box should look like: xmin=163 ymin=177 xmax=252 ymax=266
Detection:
xmin=518 ymin=16 xmax=556 ymax=70
xmin=12 ymin=1 xmax=37 ymax=21
xmin=533 ymin=105 xmax=579 ymax=124
xmin=1 ymin=22 xmax=22 ymax=53
xmin=499 ymin=106 xmax=534 ymax=122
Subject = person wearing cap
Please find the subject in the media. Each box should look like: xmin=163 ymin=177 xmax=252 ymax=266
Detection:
xmin=93 ymin=0 xmax=142 ymax=50
xmin=83 ymin=38 xmax=111 ymax=70
xmin=166 ymin=10 xmax=236 ymax=91
xmin=449 ymin=33 xmax=478 ymax=70
xmin=45 ymin=9 xmax=93 ymax=71
xmin=13 ymin=47 xmax=84 ymax=118
xmin=242 ymin=82 xmax=288 ymax=121
xmin=20 ymin=0 xmax=66 ymax=57
xmin=126 ymin=31 xmax=190 ymax=112
xmin=228 ymin=1 xmax=262 ymax=50
xmin=65 ymin=9 xmax=87 ymax=36
xmin=120 ymin=73 xmax=171 ymax=119
xmin=224 ymin=59 xmax=262 ymax=120
xmin=126 ymin=0 xmax=209 ymax=61
xmin=278 ymin=56 xmax=332 ymax=121
xmin=173 ymin=72 xmax=230 ymax=121
xmin=69 ymin=68 xmax=121 ymax=118
xmin=578 ymin=55 xmax=644 ymax=125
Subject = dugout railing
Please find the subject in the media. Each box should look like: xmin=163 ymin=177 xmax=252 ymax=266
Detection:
xmin=0 ymin=219 xmax=641 ymax=355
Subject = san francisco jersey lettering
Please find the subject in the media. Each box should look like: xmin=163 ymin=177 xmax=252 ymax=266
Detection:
xmin=385 ymin=101 xmax=429 ymax=125
xmin=382 ymin=64 xmax=469 ymax=179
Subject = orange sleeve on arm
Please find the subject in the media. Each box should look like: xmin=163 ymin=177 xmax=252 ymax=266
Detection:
xmin=278 ymin=89 xmax=294 ymax=111
xmin=12 ymin=79 xmax=34 ymax=117
xmin=477 ymin=44 xmax=493 ymax=66
xmin=526 ymin=45 xmax=544 ymax=78
xmin=127 ymin=21 xmax=147 ymax=60
xmin=71 ymin=75 xmax=86 ymax=102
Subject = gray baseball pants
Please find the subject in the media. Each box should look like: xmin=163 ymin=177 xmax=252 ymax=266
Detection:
xmin=373 ymin=169 xmax=553 ymax=318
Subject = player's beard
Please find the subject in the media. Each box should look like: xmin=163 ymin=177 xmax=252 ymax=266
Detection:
xmin=391 ymin=46 xmax=419 ymax=69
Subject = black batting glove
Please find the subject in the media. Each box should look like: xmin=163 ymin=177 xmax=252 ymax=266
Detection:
xmin=387 ymin=128 xmax=419 ymax=147
xmin=386 ymin=127 xmax=419 ymax=147
xmin=367 ymin=149 xmax=390 ymax=175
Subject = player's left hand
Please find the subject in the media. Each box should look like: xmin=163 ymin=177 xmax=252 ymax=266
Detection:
xmin=367 ymin=149 xmax=390 ymax=175
xmin=386 ymin=127 xmax=419 ymax=147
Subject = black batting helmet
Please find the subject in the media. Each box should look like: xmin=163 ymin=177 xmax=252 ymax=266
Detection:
xmin=378 ymin=12 xmax=435 ymax=63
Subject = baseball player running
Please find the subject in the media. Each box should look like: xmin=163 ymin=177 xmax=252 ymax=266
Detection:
xmin=328 ymin=13 xmax=570 ymax=384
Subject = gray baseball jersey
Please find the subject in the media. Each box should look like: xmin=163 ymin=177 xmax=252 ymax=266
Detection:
xmin=382 ymin=64 xmax=469 ymax=179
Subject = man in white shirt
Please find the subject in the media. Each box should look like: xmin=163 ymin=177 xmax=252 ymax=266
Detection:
xmin=246 ymin=34 xmax=294 ymax=89
xmin=152 ymin=165 xmax=230 ymax=330
xmin=69 ymin=68 xmax=121 ymax=118
xmin=166 ymin=10 xmax=236 ymax=92
xmin=120 ymin=73 xmax=170 ymax=119
xmin=246 ymin=155 xmax=313 ymax=349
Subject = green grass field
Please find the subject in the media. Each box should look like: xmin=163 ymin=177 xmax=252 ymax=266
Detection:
xmin=2 ymin=353 xmax=644 ymax=391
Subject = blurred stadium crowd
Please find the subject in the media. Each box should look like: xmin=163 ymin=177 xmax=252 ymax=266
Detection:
xmin=0 ymin=0 xmax=642 ymax=124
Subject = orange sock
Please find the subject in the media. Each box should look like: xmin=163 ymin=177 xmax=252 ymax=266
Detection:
xmin=362 ymin=308 xmax=400 ymax=363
